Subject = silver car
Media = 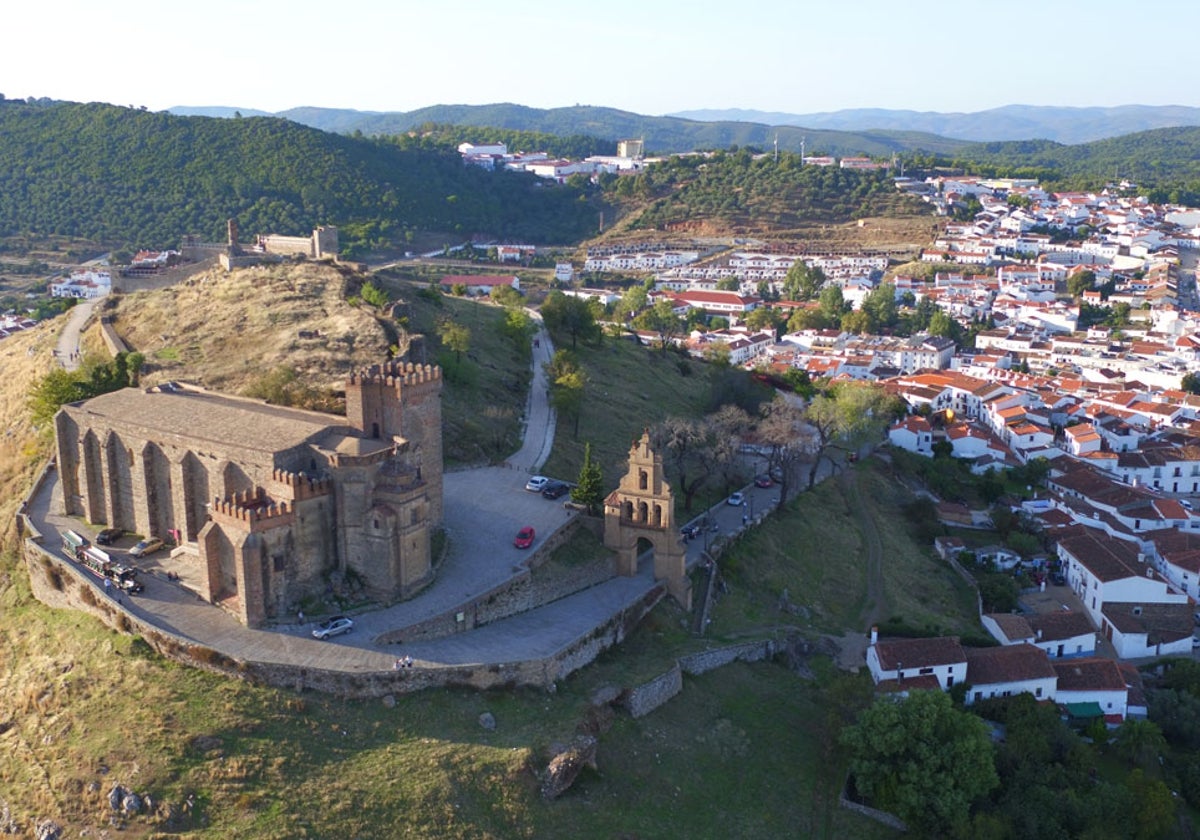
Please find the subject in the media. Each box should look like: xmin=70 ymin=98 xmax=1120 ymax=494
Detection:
xmin=312 ymin=615 xmax=354 ymax=640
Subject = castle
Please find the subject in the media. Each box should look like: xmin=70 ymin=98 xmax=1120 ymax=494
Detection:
xmin=54 ymin=360 xmax=442 ymax=627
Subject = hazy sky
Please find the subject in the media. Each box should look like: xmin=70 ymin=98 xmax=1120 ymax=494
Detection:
xmin=4 ymin=0 xmax=1195 ymax=116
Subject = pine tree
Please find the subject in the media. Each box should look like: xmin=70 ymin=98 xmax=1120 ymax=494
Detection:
xmin=572 ymin=442 xmax=604 ymax=514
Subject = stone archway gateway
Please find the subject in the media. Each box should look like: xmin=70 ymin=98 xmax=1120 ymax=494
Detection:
xmin=603 ymin=431 xmax=690 ymax=608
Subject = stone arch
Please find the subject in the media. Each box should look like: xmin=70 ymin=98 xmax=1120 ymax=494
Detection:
xmin=180 ymin=451 xmax=210 ymax=541
xmin=219 ymin=460 xmax=253 ymax=498
xmin=81 ymin=429 xmax=107 ymax=524
xmin=141 ymin=441 xmax=172 ymax=540
xmin=104 ymin=431 xmax=134 ymax=530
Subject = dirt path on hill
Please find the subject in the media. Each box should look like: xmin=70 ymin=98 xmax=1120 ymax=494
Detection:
xmin=824 ymin=469 xmax=887 ymax=672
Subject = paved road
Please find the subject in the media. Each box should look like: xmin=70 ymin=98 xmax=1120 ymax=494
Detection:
xmin=505 ymin=310 xmax=555 ymax=474
xmin=54 ymin=253 xmax=111 ymax=371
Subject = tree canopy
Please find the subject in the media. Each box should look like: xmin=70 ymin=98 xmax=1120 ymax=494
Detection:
xmin=842 ymin=690 xmax=997 ymax=836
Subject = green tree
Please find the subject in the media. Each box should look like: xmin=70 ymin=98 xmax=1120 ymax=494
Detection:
xmin=438 ymin=318 xmax=471 ymax=363
xmin=1113 ymin=719 xmax=1167 ymax=769
xmin=359 ymin=280 xmax=389 ymax=310
xmin=28 ymin=368 xmax=93 ymax=427
xmin=800 ymin=382 xmax=902 ymax=489
xmin=743 ymin=306 xmax=781 ymax=334
xmin=544 ymin=350 xmax=587 ymax=438
xmin=842 ymin=690 xmax=997 ymax=836
xmin=541 ymin=290 xmax=600 ymax=349
xmin=817 ymin=284 xmax=848 ymax=323
xmin=615 ymin=285 xmax=648 ymax=321
xmin=1066 ymin=269 xmax=1097 ymax=299
xmin=783 ymin=260 xmax=826 ymax=301
xmin=715 ymin=276 xmax=740 ymax=291
xmin=490 ymin=284 xmax=523 ymax=308
xmin=633 ymin=298 xmax=685 ymax=354
xmin=1182 ymin=372 xmax=1200 ymax=395
xmin=572 ymin=442 xmax=604 ymax=514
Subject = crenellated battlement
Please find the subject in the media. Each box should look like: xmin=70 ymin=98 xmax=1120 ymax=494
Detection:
xmin=348 ymin=361 xmax=442 ymax=392
xmin=269 ymin=468 xmax=332 ymax=501
xmin=210 ymin=487 xmax=295 ymax=532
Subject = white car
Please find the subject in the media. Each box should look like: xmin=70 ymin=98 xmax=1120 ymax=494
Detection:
xmin=727 ymin=492 xmax=745 ymax=507
xmin=312 ymin=615 xmax=354 ymax=640
xmin=525 ymin=476 xmax=549 ymax=493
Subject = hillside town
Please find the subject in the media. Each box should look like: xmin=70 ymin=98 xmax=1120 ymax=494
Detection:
xmin=512 ymin=175 xmax=1200 ymax=721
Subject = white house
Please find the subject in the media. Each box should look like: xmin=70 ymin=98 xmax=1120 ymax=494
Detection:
xmin=888 ymin=415 xmax=933 ymax=456
xmin=1101 ymin=602 xmax=1194 ymax=659
xmin=1059 ymin=531 xmax=1188 ymax=638
xmin=866 ymin=631 xmax=967 ymax=691
xmin=1052 ymin=657 xmax=1129 ymax=721
xmin=438 ymin=274 xmax=520 ymax=296
xmin=964 ymin=644 xmax=1058 ymax=705
xmin=1027 ymin=611 xmax=1097 ymax=659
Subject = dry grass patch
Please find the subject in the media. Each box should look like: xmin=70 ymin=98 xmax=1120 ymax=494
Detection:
xmin=101 ymin=262 xmax=392 ymax=395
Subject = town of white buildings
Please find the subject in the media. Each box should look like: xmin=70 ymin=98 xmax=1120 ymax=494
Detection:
xmin=543 ymin=174 xmax=1200 ymax=721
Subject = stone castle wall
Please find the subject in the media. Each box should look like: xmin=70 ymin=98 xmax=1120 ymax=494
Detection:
xmin=21 ymin=536 xmax=664 ymax=697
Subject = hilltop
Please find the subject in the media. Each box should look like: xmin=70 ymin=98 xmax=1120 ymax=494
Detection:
xmin=101 ymin=262 xmax=393 ymax=395
xmin=0 ymin=100 xmax=599 ymax=256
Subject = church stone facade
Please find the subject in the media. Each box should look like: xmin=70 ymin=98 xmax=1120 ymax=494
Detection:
xmin=54 ymin=361 xmax=442 ymax=627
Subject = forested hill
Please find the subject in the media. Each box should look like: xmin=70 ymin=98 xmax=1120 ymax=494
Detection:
xmin=0 ymin=100 xmax=599 ymax=254
xmin=950 ymin=126 xmax=1200 ymax=201
xmin=174 ymin=102 xmax=974 ymax=158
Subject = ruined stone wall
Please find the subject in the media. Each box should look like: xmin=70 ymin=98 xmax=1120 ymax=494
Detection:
xmin=624 ymin=662 xmax=682 ymax=718
xmin=678 ymin=639 xmax=778 ymax=675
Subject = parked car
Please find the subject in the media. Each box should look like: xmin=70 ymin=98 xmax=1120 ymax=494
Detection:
xmin=95 ymin=528 xmax=123 ymax=546
xmin=129 ymin=537 xmax=164 ymax=558
xmin=525 ymin=476 xmax=549 ymax=493
xmin=541 ymin=480 xmax=570 ymax=499
xmin=727 ymin=492 xmax=745 ymax=507
xmin=754 ymin=475 xmax=773 ymax=488
xmin=312 ymin=615 xmax=354 ymax=640
xmin=513 ymin=526 xmax=536 ymax=549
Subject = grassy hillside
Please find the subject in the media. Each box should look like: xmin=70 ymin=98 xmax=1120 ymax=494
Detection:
xmin=0 ymin=100 xmax=598 ymax=255
xmin=603 ymin=149 xmax=930 ymax=237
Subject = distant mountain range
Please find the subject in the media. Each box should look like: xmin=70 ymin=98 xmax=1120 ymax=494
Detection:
xmin=668 ymin=105 xmax=1200 ymax=145
xmin=169 ymin=104 xmax=972 ymax=157
xmin=171 ymin=103 xmax=1200 ymax=149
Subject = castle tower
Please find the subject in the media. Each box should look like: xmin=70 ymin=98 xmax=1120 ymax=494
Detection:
xmin=226 ymin=218 xmax=241 ymax=255
xmin=345 ymin=361 xmax=444 ymax=524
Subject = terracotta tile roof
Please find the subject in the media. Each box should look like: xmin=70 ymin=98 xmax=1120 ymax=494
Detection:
xmin=1052 ymin=657 xmax=1127 ymax=692
xmin=1027 ymin=610 xmax=1095 ymax=642
xmin=1101 ymin=602 xmax=1192 ymax=643
xmin=872 ymin=636 xmax=966 ymax=671
xmin=984 ymin=613 xmax=1033 ymax=642
xmin=1057 ymin=532 xmax=1145 ymax=583
xmin=965 ymin=644 xmax=1056 ymax=685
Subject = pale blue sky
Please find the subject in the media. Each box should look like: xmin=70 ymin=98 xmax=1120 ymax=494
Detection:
xmin=3 ymin=0 xmax=1194 ymax=115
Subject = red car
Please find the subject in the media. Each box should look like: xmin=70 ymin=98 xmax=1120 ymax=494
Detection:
xmin=754 ymin=475 xmax=773 ymax=488
xmin=513 ymin=526 xmax=536 ymax=549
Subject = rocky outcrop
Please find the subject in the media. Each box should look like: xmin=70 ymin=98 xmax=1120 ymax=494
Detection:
xmin=540 ymin=735 xmax=598 ymax=800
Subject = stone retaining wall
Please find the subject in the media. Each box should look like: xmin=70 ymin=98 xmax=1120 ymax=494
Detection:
xmin=839 ymin=789 xmax=908 ymax=832
xmin=97 ymin=316 xmax=128 ymax=356
xmin=22 ymin=537 xmax=667 ymax=698
xmin=377 ymin=517 xmax=610 ymax=645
